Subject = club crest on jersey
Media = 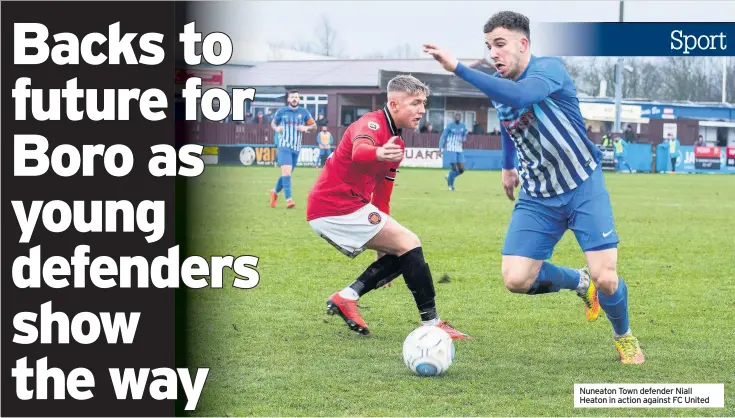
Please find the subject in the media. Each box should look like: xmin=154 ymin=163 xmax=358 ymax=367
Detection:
xmin=368 ymin=212 xmax=382 ymax=225
xmin=368 ymin=121 xmax=380 ymax=131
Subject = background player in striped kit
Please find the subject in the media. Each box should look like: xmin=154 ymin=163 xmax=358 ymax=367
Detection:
xmin=424 ymin=11 xmax=644 ymax=365
xmin=439 ymin=112 xmax=468 ymax=191
xmin=269 ymin=90 xmax=316 ymax=209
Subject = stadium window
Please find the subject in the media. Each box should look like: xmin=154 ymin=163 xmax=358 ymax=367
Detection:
xmin=341 ymin=106 xmax=370 ymax=126
xmin=464 ymin=111 xmax=476 ymax=128
xmin=443 ymin=110 xmax=476 ymax=128
xmin=249 ymin=92 xmax=290 ymax=118
xmin=319 ymin=103 xmax=329 ymax=120
xmin=716 ymin=127 xmax=728 ymax=147
xmin=251 ymin=93 xmax=287 ymax=106
xmin=306 ymin=103 xmax=317 ymax=119
xmin=427 ymin=96 xmax=446 ymax=110
xmin=428 ymin=110 xmax=444 ymax=131
xmin=300 ymin=94 xmax=329 ymax=119
xmin=444 ymin=110 xmax=460 ymax=125
xmin=487 ymin=108 xmax=500 ymax=133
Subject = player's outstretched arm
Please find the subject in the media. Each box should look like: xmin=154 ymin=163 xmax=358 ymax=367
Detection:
xmin=453 ymin=62 xmax=551 ymax=108
xmin=423 ymin=43 xmax=554 ymax=108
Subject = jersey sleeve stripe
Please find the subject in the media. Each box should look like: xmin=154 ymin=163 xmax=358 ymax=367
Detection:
xmin=353 ymin=134 xmax=376 ymax=145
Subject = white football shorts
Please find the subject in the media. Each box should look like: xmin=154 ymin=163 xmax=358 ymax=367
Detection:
xmin=309 ymin=204 xmax=388 ymax=258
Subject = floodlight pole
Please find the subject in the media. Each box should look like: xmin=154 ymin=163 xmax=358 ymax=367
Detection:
xmin=723 ymin=56 xmax=728 ymax=103
xmin=613 ymin=0 xmax=624 ymax=133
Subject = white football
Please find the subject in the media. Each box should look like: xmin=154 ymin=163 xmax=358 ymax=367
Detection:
xmin=402 ymin=325 xmax=454 ymax=376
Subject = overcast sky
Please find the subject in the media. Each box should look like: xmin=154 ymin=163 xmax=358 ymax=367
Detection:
xmin=189 ymin=1 xmax=735 ymax=60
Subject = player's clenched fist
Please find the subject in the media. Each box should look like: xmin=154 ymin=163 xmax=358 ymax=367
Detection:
xmin=376 ymin=136 xmax=404 ymax=162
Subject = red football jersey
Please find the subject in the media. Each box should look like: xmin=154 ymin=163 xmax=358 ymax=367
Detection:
xmin=306 ymin=106 xmax=403 ymax=221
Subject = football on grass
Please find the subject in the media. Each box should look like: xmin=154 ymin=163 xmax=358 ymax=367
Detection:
xmin=402 ymin=325 xmax=454 ymax=376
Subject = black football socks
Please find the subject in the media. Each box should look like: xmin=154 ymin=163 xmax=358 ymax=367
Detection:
xmin=348 ymin=255 xmax=402 ymax=296
xmin=397 ymin=247 xmax=437 ymax=322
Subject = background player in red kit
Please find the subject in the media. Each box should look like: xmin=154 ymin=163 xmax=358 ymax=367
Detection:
xmin=307 ymin=75 xmax=470 ymax=340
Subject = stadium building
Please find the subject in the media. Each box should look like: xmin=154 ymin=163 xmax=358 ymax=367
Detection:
xmin=177 ymin=58 xmax=735 ymax=148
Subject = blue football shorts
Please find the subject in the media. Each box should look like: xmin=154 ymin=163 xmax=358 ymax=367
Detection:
xmin=277 ymin=147 xmax=300 ymax=169
xmin=445 ymin=151 xmax=465 ymax=164
xmin=502 ymin=166 xmax=619 ymax=260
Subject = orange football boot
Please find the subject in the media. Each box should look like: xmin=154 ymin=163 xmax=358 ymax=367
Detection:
xmin=326 ymin=292 xmax=369 ymax=335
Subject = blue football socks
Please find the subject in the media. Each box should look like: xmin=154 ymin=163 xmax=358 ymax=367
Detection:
xmin=283 ymin=176 xmax=292 ymax=200
xmin=448 ymin=170 xmax=458 ymax=187
xmin=598 ymin=277 xmax=630 ymax=336
xmin=274 ymin=176 xmax=284 ymax=194
xmin=526 ymin=262 xmax=581 ymax=294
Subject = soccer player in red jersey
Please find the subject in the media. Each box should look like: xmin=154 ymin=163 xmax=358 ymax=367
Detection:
xmin=306 ymin=75 xmax=471 ymax=340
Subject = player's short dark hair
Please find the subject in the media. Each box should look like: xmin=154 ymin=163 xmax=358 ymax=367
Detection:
xmin=387 ymin=75 xmax=430 ymax=97
xmin=483 ymin=11 xmax=530 ymax=40
xmin=287 ymin=89 xmax=300 ymax=96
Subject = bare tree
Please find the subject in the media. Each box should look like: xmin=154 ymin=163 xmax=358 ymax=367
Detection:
xmin=575 ymin=58 xmax=611 ymax=97
xmin=624 ymin=59 xmax=663 ymax=100
xmin=314 ymin=15 xmax=343 ymax=57
xmin=292 ymin=40 xmax=318 ymax=54
xmin=571 ymin=58 xmax=663 ymax=100
xmin=659 ymin=57 xmax=720 ymax=102
xmin=588 ymin=58 xmax=666 ymax=100
xmin=559 ymin=57 xmax=584 ymax=85
xmin=361 ymin=43 xmax=421 ymax=59
xmin=268 ymin=15 xmax=342 ymax=58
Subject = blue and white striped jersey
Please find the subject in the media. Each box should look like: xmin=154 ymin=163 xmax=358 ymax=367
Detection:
xmin=493 ymin=56 xmax=602 ymax=198
xmin=273 ymin=106 xmax=315 ymax=152
xmin=439 ymin=121 xmax=468 ymax=152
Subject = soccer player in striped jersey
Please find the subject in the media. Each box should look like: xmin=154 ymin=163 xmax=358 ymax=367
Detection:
xmin=424 ymin=11 xmax=644 ymax=365
xmin=269 ymin=90 xmax=316 ymax=209
xmin=439 ymin=113 xmax=468 ymax=191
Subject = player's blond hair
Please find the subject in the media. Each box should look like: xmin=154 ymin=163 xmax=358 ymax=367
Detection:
xmin=387 ymin=75 xmax=430 ymax=97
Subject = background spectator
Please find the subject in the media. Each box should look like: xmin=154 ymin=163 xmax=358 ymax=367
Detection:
xmin=420 ymin=122 xmax=436 ymax=133
xmin=624 ymin=124 xmax=636 ymax=143
xmin=316 ymin=114 xmax=329 ymax=127
xmin=317 ymin=125 xmax=334 ymax=167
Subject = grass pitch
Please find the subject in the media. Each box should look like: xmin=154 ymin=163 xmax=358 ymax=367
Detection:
xmin=184 ymin=165 xmax=734 ymax=416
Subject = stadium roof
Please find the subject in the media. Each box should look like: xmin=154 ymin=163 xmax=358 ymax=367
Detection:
xmin=578 ymin=96 xmax=735 ymax=109
xmin=227 ymin=58 xmax=490 ymax=88
xmin=191 ymin=37 xmax=337 ymax=63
